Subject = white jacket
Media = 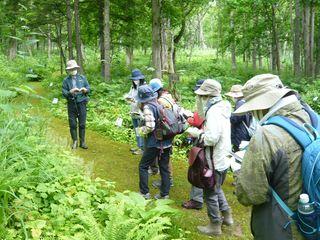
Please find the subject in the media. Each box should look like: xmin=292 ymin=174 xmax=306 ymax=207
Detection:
xmin=204 ymin=100 xmax=232 ymax=172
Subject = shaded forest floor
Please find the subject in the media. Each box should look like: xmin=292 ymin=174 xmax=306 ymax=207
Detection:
xmin=29 ymin=82 xmax=252 ymax=240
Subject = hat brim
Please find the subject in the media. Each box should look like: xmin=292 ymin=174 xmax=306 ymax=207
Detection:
xmin=135 ymin=92 xmax=158 ymax=103
xmin=66 ymin=66 xmax=80 ymax=70
xmin=130 ymin=75 xmax=145 ymax=80
xmin=195 ymin=88 xmax=214 ymax=96
xmin=225 ymin=92 xmax=243 ymax=98
xmin=234 ymin=88 xmax=292 ymax=115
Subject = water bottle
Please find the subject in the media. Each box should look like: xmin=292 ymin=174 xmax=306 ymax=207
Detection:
xmin=298 ymin=194 xmax=314 ymax=215
xmin=297 ymin=194 xmax=316 ymax=234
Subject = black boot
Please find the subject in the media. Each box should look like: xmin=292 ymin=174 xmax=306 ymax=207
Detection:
xmin=79 ymin=128 xmax=88 ymax=149
xmin=72 ymin=140 xmax=78 ymax=149
xmin=70 ymin=129 xmax=78 ymax=149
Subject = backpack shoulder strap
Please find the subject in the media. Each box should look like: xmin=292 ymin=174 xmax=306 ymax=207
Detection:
xmin=270 ymin=187 xmax=295 ymax=218
xmin=263 ymin=116 xmax=312 ymax=150
xmin=303 ymin=106 xmax=320 ymax=132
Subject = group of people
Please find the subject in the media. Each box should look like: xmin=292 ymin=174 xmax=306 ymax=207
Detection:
xmin=62 ymin=59 xmax=317 ymax=239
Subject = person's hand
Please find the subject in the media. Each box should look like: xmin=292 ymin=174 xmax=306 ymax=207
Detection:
xmin=80 ymin=87 xmax=87 ymax=93
xmin=186 ymin=127 xmax=203 ymax=138
xmin=70 ymin=88 xmax=80 ymax=94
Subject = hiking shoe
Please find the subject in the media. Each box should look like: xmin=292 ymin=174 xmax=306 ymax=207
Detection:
xmin=140 ymin=192 xmax=151 ymax=200
xmin=222 ymin=209 xmax=234 ymax=226
xmin=71 ymin=140 xmax=78 ymax=149
xmin=152 ymin=179 xmax=174 ymax=189
xmin=130 ymin=147 xmax=138 ymax=152
xmin=182 ymin=200 xmax=203 ymax=210
xmin=154 ymin=193 xmax=169 ymax=200
xmin=132 ymin=149 xmax=143 ymax=155
xmin=79 ymin=143 xmax=88 ymax=149
xmin=197 ymin=222 xmax=222 ymax=236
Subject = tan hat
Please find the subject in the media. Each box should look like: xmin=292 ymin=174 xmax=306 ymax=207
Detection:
xmin=66 ymin=60 xmax=80 ymax=70
xmin=225 ymin=84 xmax=243 ymax=98
xmin=195 ymin=79 xmax=221 ymax=96
xmin=234 ymin=74 xmax=293 ymax=115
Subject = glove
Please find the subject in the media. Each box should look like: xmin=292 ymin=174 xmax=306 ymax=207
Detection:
xmin=186 ymin=127 xmax=203 ymax=138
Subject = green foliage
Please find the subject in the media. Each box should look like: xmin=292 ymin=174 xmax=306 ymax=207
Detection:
xmin=0 ymin=57 xmax=185 ymax=239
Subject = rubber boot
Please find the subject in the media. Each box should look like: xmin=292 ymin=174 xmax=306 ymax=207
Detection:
xmin=222 ymin=209 xmax=234 ymax=226
xmin=197 ymin=222 xmax=222 ymax=236
xmin=70 ymin=129 xmax=78 ymax=149
xmin=72 ymin=140 xmax=78 ymax=149
xmin=79 ymin=128 xmax=88 ymax=149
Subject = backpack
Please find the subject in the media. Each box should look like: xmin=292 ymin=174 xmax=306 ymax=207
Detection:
xmin=187 ymin=145 xmax=215 ymax=189
xmin=187 ymin=99 xmax=222 ymax=189
xmin=263 ymin=106 xmax=320 ymax=239
xmin=148 ymin=102 xmax=186 ymax=141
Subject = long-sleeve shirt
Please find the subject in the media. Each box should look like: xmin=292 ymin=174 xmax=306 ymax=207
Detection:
xmin=62 ymin=74 xmax=90 ymax=103
xmin=203 ymin=100 xmax=232 ymax=171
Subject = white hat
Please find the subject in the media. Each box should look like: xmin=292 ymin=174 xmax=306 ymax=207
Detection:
xmin=66 ymin=60 xmax=80 ymax=70
xmin=225 ymin=84 xmax=244 ymax=98
xmin=195 ymin=79 xmax=221 ymax=97
xmin=234 ymin=74 xmax=294 ymax=115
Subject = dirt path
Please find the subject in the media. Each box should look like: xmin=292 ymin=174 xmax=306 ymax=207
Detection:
xmin=29 ymin=82 xmax=251 ymax=240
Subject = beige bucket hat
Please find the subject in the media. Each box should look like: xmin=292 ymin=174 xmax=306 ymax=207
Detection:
xmin=66 ymin=60 xmax=80 ymax=70
xmin=195 ymin=79 xmax=221 ymax=96
xmin=225 ymin=84 xmax=244 ymax=98
xmin=234 ymin=74 xmax=293 ymax=115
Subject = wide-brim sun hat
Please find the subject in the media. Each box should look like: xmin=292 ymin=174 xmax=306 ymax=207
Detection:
xmin=195 ymin=79 xmax=221 ymax=96
xmin=135 ymin=85 xmax=158 ymax=103
xmin=234 ymin=74 xmax=294 ymax=115
xmin=66 ymin=60 xmax=80 ymax=70
xmin=225 ymin=84 xmax=244 ymax=98
xmin=149 ymin=78 xmax=163 ymax=92
xmin=130 ymin=69 xmax=145 ymax=80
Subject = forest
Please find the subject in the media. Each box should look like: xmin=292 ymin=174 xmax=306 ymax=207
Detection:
xmin=0 ymin=0 xmax=320 ymax=239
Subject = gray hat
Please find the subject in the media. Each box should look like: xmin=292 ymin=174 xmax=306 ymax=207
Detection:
xmin=66 ymin=60 xmax=80 ymax=70
xmin=135 ymin=85 xmax=158 ymax=103
xmin=195 ymin=79 xmax=221 ymax=97
xmin=234 ymin=74 xmax=293 ymax=114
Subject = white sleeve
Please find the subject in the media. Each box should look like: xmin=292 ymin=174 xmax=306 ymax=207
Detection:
xmin=203 ymin=107 xmax=222 ymax=146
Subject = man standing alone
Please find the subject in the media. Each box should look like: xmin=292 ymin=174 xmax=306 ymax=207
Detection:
xmin=62 ymin=60 xmax=90 ymax=149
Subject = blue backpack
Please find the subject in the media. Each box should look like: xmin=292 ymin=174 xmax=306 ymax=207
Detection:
xmin=263 ymin=106 xmax=320 ymax=239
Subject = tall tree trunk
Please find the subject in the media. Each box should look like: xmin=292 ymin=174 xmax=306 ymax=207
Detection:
xmin=55 ymin=23 xmax=66 ymax=75
xmin=315 ymin=19 xmax=320 ymax=76
xmin=66 ymin=0 xmax=73 ymax=60
xmin=125 ymin=47 xmax=134 ymax=68
xmin=168 ymin=19 xmax=175 ymax=76
xmin=8 ymin=37 xmax=17 ymax=60
xmin=152 ymin=0 xmax=162 ymax=78
xmin=161 ymin=18 xmax=169 ymax=72
xmin=102 ymin=0 xmax=111 ymax=81
xmin=252 ymin=43 xmax=257 ymax=70
xmin=303 ymin=1 xmax=311 ymax=76
xmin=309 ymin=1 xmax=315 ymax=77
xmin=74 ymin=0 xmax=84 ymax=72
xmin=48 ymin=25 xmax=51 ymax=59
xmin=230 ymin=11 xmax=236 ymax=70
xmin=271 ymin=4 xmax=281 ymax=73
xmin=293 ymin=0 xmax=301 ymax=76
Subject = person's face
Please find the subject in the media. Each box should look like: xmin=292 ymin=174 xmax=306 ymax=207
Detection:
xmin=68 ymin=69 xmax=77 ymax=76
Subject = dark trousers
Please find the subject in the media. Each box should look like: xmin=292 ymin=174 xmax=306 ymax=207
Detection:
xmin=139 ymin=147 xmax=171 ymax=196
xmin=67 ymin=101 xmax=87 ymax=143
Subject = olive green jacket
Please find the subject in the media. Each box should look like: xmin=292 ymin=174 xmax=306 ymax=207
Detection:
xmin=236 ymin=100 xmax=309 ymax=240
